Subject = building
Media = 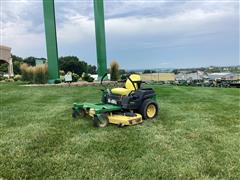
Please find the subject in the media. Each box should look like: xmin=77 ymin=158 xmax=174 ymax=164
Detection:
xmin=0 ymin=45 xmax=14 ymax=77
xmin=176 ymin=71 xmax=206 ymax=81
xmin=35 ymin=58 xmax=46 ymax=66
xmin=208 ymin=73 xmax=239 ymax=81
xmin=141 ymin=73 xmax=175 ymax=81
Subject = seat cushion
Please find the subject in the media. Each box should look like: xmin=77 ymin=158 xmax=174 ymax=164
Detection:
xmin=111 ymin=88 xmax=131 ymax=96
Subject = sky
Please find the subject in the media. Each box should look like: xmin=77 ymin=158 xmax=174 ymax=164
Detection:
xmin=0 ymin=0 xmax=239 ymax=69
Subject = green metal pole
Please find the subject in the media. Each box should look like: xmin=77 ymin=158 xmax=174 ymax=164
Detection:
xmin=42 ymin=0 xmax=59 ymax=83
xmin=93 ymin=0 xmax=107 ymax=80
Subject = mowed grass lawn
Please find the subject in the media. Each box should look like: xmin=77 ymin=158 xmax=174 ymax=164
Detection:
xmin=0 ymin=83 xmax=240 ymax=179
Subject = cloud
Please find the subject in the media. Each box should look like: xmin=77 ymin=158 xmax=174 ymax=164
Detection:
xmin=0 ymin=0 xmax=238 ymax=68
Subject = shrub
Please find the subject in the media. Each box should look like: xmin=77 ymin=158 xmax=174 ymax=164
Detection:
xmin=0 ymin=76 xmax=7 ymax=81
xmin=20 ymin=63 xmax=30 ymax=81
xmin=5 ymin=78 xmax=14 ymax=82
xmin=88 ymin=77 xmax=94 ymax=82
xmin=27 ymin=66 xmax=34 ymax=82
xmin=72 ymin=73 xmax=79 ymax=82
xmin=54 ymin=79 xmax=61 ymax=84
xmin=59 ymin=70 xmax=65 ymax=76
xmin=110 ymin=60 xmax=120 ymax=81
xmin=60 ymin=75 xmax=65 ymax=82
xmin=33 ymin=65 xmax=48 ymax=84
xmin=20 ymin=63 xmax=48 ymax=84
xmin=14 ymin=75 xmax=22 ymax=81
xmin=120 ymin=74 xmax=127 ymax=81
xmin=82 ymin=73 xmax=94 ymax=82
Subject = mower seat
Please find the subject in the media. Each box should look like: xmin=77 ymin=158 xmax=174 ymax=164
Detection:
xmin=111 ymin=74 xmax=141 ymax=96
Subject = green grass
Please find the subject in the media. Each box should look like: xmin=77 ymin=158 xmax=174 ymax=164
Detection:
xmin=0 ymin=83 xmax=240 ymax=179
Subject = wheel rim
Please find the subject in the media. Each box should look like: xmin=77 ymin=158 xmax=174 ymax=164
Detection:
xmin=146 ymin=104 xmax=156 ymax=118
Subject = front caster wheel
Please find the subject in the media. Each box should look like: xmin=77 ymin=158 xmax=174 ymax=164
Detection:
xmin=79 ymin=109 xmax=86 ymax=118
xmin=72 ymin=109 xmax=86 ymax=120
xmin=93 ymin=114 xmax=109 ymax=128
xmin=72 ymin=110 xmax=79 ymax=120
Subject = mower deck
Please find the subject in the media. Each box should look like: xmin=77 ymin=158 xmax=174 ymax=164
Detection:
xmin=73 ymin=102 xmax=121 ymax=116
xmin=108 ymin=113 xmax=142 ymax=126
xmin=72 ymin=102 xmax=143 ymax=126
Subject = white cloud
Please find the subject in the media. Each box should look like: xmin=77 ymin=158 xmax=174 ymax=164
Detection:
xmin=1 ymin=1 xmax=45 ymax=56
xmin=57 ymin=15 xmax=94 ymax=44
xmin=2 ymin=19 xmax=46 ymax=57
xmin=106 ymin=9 xmax=227 ymax=35
xmin=0 ymin=0 xmax=238 ymax=66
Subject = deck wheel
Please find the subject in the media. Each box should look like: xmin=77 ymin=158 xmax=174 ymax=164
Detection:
xmin=93 ymin=114 xmax=109 ymax=128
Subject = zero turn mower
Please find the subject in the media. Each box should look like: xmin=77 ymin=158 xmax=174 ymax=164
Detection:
xmin=72 ymin=73 xmax=159 ymax=127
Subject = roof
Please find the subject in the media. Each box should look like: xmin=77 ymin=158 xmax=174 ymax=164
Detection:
xmin=0 ymin=45 xmax=11 ymax=51
xmin=208 ymin=72 xmax=239 ymax=80
xmin=209 ymin=73 xmax=232 ymax=76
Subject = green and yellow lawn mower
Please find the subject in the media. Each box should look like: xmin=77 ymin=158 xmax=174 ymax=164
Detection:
xmin=72 ymin=73 xmax=159 ymax=128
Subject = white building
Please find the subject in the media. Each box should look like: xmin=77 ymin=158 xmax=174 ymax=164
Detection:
xmin=176 ymin=71 xmax=206 ymax=81
xmin=208 ymin=73 xmax=239 ymax=80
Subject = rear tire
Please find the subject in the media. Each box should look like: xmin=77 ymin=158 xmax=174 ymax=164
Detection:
xmin=140 ymin=99 xmax=159 ymax=120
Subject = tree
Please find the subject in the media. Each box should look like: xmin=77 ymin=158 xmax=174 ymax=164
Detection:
xmin=110 ymin=60 xmax=120 ymax=81
xmin=143 ymin=69 xmax=151 ymax=74
xmin=23 ymin=56 xmax=36 ymax=66
xmin=172 ymin=69 xmax=179 ymax=74
xmin=87 ymin=65 xmax=97 ymax=74
xmin=0 ymin=61 xmax=8 ymax=73
xmin=1 ymin=54 xmax=97 ymax=77
xmin=13 ymin=61 xmax=22 ymax=75
xmin=12 ymin=54 xmax=23 ymax=62
xmin=119 ymin=69 xmax=126 ymax=75
xmin=128 ymin=71 xmax=136 ymax=74
xmin=12 ymin=55 xmax=24 ymax=74
xmin=59 ymin=56 xmax=88 ymax=76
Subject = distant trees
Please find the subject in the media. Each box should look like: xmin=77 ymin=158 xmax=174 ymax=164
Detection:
xmin=0 ymin=55 xmax=24 ymax=74
xmin=128 ymin=71 xmax=137 ymax=74
xmin=59 ymin=56 xmax=85 ymax=76
xmin=119 ymin=69 xmax=127 ymax=75
xmin=12 ymin=55 xmax=24 ymax=74
xmin=110 ymin=60 xmax=120 ymax=81
xmin=143 ymin=70 xmax=151 ymax=74
xmin=172 ymin=69 xmax=179 ymax=74
xmin=88 ymin=64 xmax=97 ymax=74
xmin=0 ymin=61 xmax=8 ymax=73
xmin=143 ymin=69 xmax=156 ymax=74
xmin=12 ymin=55 xmax=42 ymax=75
xmin=23 ymin=56 xmax=36 ymax=66
xmin=7 ymin=55 xmax=97 ymax=77
xmin=59 ymin=56 xmax=96 ymax=76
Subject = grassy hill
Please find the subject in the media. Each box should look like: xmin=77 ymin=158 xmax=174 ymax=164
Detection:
xmin=0 ymin=83 xmax=240 ymax=179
